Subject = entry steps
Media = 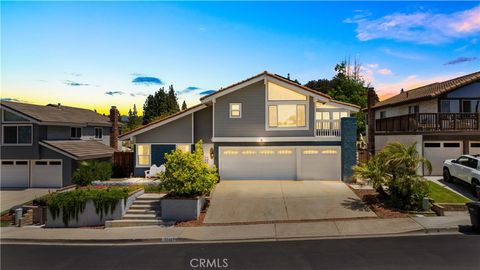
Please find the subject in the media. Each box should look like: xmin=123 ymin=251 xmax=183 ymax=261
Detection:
xmin=106 ymin=193 xmax=173 ymax=227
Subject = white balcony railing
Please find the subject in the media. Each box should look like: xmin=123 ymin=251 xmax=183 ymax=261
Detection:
xmin=315 ymin=120 xmax=341 ymax=137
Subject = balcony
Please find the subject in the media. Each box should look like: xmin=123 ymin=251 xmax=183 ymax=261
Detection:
xmin=375 ymin=113 xmax=480 ymax=133
xmin=316 ymin=120 xmax=341 ymax=136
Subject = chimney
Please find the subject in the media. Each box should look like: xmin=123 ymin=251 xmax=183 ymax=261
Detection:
xmin=367 ymin=88 xmax=376 ymax=157
xmin=400 ymin=88 xmax=404 ymax=93
xmin=109 ymin=106 xmax=119 ymax=150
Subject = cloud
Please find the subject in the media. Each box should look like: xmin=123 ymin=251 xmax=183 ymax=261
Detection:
xmin=64 ymin=80 xmax=89 ymax=86
xmin=0 ymin=97 xmax=20 ymax=102
xmin=374 ymin=72 xmax=466 ymax=100
xmin=382 ymin=48 xmax=425 ymax=60
xmin=132 ymin=76 xmax=163 ymax=85
xmin=199 ymin=90 xmax=216 ymax=95
xmin=105 ymin=91 xmax=125 ymax=96
xmin=346 ymin=5 xmax=480 ymax=44
xmin=444 ymin=56 xmax=478 ymax=65
xmin=134 ymin=91 xmax=150 ymax=97
xmin=366 ymin=63 xmax=379 ymax=68
xmin=377 ymin=68 xmax=393 ymax=75
xmin=180 ymin=86 xmax=201 ymax=94
xmin=130 ymin=93 xmax=136 ymax=97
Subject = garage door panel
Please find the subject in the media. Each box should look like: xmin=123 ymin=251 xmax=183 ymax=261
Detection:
xmin=0 ymin=160 xmax=29 ymax=188
xmin=424 ymin=142 xmax=462 ymax=176
xmin=219 ymin=147 xmax=296 ymax=180
xmin=31 ymin=160 xmax=63 ymax=188
xmin=469 ymin=142 xmax=480 ymax=155
xmin=300 ymin=147 xmax=341 ymax=180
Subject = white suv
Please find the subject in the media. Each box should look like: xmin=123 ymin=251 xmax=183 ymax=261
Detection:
xmin=443 ymin=155 xmax=480 ymax=197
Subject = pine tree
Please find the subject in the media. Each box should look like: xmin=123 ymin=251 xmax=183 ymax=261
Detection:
xmin=181 ymin=101 xmax=187 ymax=110
xmin=142 ymin=86 xmax=180 ymax=124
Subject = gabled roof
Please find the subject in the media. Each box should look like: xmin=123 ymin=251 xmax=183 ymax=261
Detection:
xmin=0 ymin=101 xmax=111 ymax=126
xmin=200 ymin=71 xmax=332 ymax=102
xmin=373 ymin=71 xmax=480 ymax=109
xmin=39 ymin=140 xmax=116 ymax=160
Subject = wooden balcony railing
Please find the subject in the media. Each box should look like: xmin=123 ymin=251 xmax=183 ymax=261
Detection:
xmin=375 ymin=113 xmax=480 ymax=133
xmin=316 ymin=120 xmax=341 ymax=137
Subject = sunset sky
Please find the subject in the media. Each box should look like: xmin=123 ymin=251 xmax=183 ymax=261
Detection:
xmin=2 ymin=1 xmax=479 ymax=115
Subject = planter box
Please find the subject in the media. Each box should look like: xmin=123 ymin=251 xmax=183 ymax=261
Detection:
xmin=161 ymin=196 xmax=205 ymax=221
xmin=431 ymin=203 xmax=468 ymax=216
xmin=46 ymin=189 xmax=144 ymax=228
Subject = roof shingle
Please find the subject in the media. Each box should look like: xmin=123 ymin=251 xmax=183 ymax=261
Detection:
xmin=40 ymin=140 xmax=116 ymax=160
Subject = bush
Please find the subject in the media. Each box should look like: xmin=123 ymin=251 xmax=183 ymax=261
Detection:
xmin=47 ymin=187 xmax=134 ymax=226
xmin=160 ymin=140 xmax=218 ymax=197
xmin=72 ymin=161 xmax=112 ymax=186
xmin=353 ymin=142 xmax=431 ymax=210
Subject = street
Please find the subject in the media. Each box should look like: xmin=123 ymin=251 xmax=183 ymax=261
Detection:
xmin=1 ymin=234 xmax=479 ymax=270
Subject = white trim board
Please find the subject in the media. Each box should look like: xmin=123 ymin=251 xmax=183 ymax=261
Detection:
xmin=212 ymin=136 xmax=341 ymax=142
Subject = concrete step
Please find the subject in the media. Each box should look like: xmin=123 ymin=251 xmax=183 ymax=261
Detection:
xmin=105 ymin=219 xmax=172 ymax=228
xmin=126 ymin=209 xmax=157 ymax=215
xmin=137 ymin=194 xmax=164 ymax=200
xmin=129 ymin=204 xmax=161 ymax=210
xmin=132 ymin=200 xmax=161 ymax=205
xmin=122 ymin=214 xmax=160 ymax=220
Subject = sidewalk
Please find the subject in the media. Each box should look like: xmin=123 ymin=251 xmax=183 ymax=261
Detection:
xmin=0 ymin=214 xmax=473 ymax=244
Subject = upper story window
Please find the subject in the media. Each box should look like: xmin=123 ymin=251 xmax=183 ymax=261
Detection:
xmin=2 ymin=124 xmax=32 ymax=145
xmin=266 ymin=82 xmax=308 ymax=129
xmin=70 ymin=127 xmax=82 ymax=138
xmin=229 ymin=103 xmax=242 ymax=118
xmin=2 ymin=110 xmax=28 ymax=122
xmin=94 ymin=127 xmax=103 ymax=139
xmin=379 ymin=111 xmax=386 ymax=119
xmin=408 ymin=105 xmax=419 ymax=114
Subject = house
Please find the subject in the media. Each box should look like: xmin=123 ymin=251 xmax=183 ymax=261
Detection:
xmin=120 ymin=71 xmax=360 ymax=182
xmin=368 ymin=71 xmax=480 ymax=176
xmin=0 ymin=102 xmax=119 ymax=188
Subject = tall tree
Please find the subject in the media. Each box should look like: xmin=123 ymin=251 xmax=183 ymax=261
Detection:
xmin=181 ymin=101 xmax=187 ymax=110
xmin=126 ymin=104 xmax=142 ymax=131
xmin=142 ymin=86 xmax=180 ymax=124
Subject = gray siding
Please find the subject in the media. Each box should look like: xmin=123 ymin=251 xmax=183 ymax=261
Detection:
xmin=40 ymin=146 xmax=75 ymax=186
xmin=46 ymin=126 xmax=71 ymax=140
xmin=136 ymin=114 xmax=192 ymax=143
xmin=82 ymin=126 xmax=111 ymax=146
xmin=214 ymin=81 xmax=315 ymax=137
xmin=194 ymin=106 xmax=213 ymax=143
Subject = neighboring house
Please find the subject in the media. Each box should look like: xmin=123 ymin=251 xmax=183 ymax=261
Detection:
xmin=0 ymin=102 xmax=119 ymax=188
xmin=120 ymin=71 xmax=360 ymax=182
xmin=368 ymin=71 xmax=480 ymax=176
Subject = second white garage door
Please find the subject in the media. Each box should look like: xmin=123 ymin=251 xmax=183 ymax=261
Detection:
xmin=424 ymin=142 xmax=463 ymax=176
xmin=31 ymin=160 xmax=63 ymax=188
xmin=219 ymin=146 xmax=341 ymax=180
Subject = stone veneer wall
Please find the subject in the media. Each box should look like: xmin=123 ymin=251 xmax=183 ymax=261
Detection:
xmin=341 ymin=117 xmax=357 ymax=183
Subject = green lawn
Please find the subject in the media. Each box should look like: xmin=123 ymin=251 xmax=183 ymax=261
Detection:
xmin=427 ymin=181 xmax=471 ymax=204
xmin=1 ymin=220 xmax=11 ymax=227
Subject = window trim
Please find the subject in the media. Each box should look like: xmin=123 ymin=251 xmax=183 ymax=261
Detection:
xmin=136 ymin=144 xmax=151 ymax=168
xmin=229 ymin=103 xmax=242 ymax=119
xmin=1 ymin=124 xmax=33 ymax=146
xmin=94 ymin=127 xmax=103 ymax=140
xmin=265 ymin=84 xmax=309 ymax=131
xmin=70 ymin=127 xmax=82 ymax=138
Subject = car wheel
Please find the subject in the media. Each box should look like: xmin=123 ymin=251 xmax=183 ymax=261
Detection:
xmin=443 ymin=168 xmax=452 ymax=183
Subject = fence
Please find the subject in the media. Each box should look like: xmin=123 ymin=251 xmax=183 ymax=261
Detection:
xmin=113 ymin=152 xmax=134 ymax=178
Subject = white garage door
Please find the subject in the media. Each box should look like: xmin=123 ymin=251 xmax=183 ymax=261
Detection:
xmin=219 ymin=146 xmax=341 ymax=180
xmin=469 ymin=142 xmax=480 ymax=155
xmin=0 ymin=160 xmax=30 ymax=188
xmin=299 ymin=147 xmax=341 ymax=180
xmin=424 ymin=142 xmax=463 ymax=176
xmin=219 ymin=147 xmax=296 ymax=180
xmin=31 ymin=160 xmax=63 ymax=188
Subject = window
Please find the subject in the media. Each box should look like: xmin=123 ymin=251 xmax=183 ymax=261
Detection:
xmin=266 ymin=82 xmax=308 ymax=130
xmin=408 ymin=105 xmax=419 ymax=114
xmin=471 ymin=142 xmax=480 ymax=148
xmin=467 ymin=158 xmax=478 ymax=170
xmin=176 ymin=144 xmax=191 ymax=152
xmin=457 ymin=156 xmax=470 ymax=167
xmin=444 ymin=143 xmax=460 ymax=148
xmin=229 ymin=103 xmax=242 ymax=118
xmin=136 ymin=144 xmax=150 ymax=167
xmin=70 ymin=127 xmax=82 ymax=138
xmin=424 ymin=143 xmax=441 ymax=148
xmin=16 ymin=161 xmax=28 ymax=165
xmin=35 ymin=161 xmax=48 ymax=165
xmin=268 ymin=104 xmax=306 ymax=128
xmin=267 ymin=82 xmax=307 ymax=101
xmin=94 ymin=128 xmax=103 ymax=139
xmin=2 ymin=110 xmax=28 ymax=122
xmin=315 ymin=111 xmax=347 ymax=130
xmin=440 ymin=100 xmax=460 ymax=113
xmin=2 ymin=125 xmax=32 ymax=145
xmin=49 ymin=161 xmax=62 ymax=165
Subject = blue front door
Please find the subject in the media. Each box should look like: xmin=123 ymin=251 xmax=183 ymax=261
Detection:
xmin=151 ymin=145 xmax=176 ymax=166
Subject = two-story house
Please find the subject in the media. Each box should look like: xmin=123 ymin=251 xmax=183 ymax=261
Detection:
xmin=0 ymin=102 xmax=119 ymax=188
xmin=368 ymin=71 xmax=480 ymax=176
xmin=120 ymin=71 xmax=360 ymax=182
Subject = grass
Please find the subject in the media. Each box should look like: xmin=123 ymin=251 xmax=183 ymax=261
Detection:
xmin=427 ymin=181 xmax=471 ymax=204
xmin=1 ymin=220 xmax=11 ymax=227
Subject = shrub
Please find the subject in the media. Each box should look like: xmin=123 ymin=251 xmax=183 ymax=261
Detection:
xmin=160 ymin=140 xmax=218 ymax=197
xmin=353 ymin=142 xmax=431 ymax=210
xmin=47 ymin=187 xmax=134 ymax=226
xmin=72 ymin=161 xmax=112 ymax=186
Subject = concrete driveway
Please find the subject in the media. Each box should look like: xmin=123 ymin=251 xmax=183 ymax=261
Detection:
xmin=0 ymin=188 xmax=54 ymax=212
xmin=204 ymin=181 xmax=376 ymax=224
